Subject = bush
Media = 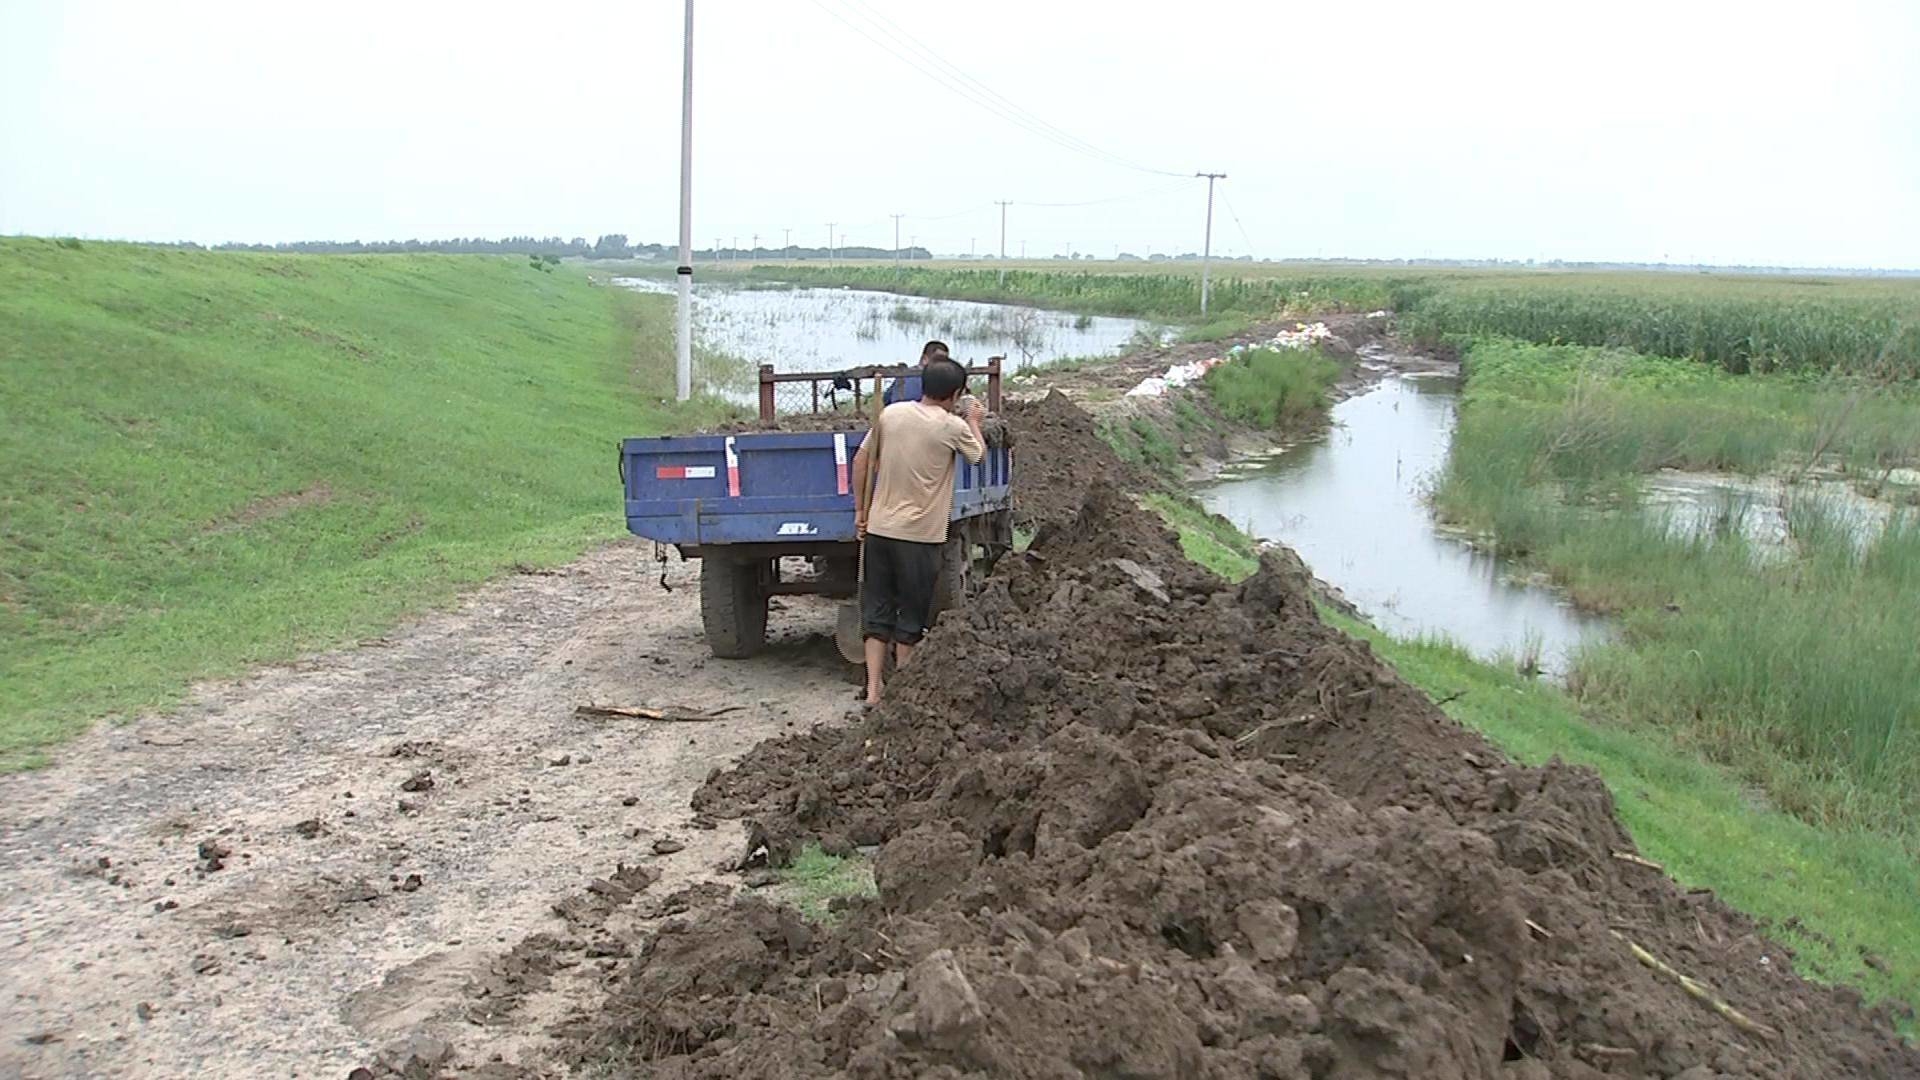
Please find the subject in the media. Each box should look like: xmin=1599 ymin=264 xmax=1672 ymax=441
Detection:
xmin=1203 ymin=347 xmax=1340 ymax=428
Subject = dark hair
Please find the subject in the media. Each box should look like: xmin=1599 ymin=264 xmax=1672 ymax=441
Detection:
xmin=920 ymin=340 xmax=950 ymax=362
xmin=920 ymin=357 xmax=967 ymax=402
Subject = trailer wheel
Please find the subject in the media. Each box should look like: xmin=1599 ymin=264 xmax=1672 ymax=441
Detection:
xmin=701 ymin=557 xmax=768 ymax=659
xmin=929 ymin=534 xmax=974 ymax=620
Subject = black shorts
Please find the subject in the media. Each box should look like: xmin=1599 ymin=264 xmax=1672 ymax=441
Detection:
xmin=862 ymin=533 xmax=942 ymax=645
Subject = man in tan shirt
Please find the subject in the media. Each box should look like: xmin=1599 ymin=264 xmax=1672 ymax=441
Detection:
xmin=851 ymin=357 xmax=986 ymax=704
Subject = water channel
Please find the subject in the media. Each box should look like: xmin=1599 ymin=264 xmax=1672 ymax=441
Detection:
xmin=1200 ymin=372 xmax=1609 ymax=677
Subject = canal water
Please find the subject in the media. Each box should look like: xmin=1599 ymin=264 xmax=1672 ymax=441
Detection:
xmin=1200 ymin=372 xmax=1609 ymax=677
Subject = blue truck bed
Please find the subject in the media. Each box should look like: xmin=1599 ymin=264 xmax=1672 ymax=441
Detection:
xmin=621 ymin=431 xmax=1012 ymax=550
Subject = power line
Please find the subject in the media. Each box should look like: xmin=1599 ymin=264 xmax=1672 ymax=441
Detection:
xmin=1219 ymin=188 xmax=1259 ymax=258
xmin=806 ymin=0 xmax=1185 ymax=178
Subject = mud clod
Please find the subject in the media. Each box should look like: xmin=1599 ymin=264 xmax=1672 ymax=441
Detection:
xmin=398 ymin=770 xmax=433 ymax=793
xmin=650 ymin=837 xmax=686 ymax=856
xmin=290 ymin=818 xmax=324 ymax=838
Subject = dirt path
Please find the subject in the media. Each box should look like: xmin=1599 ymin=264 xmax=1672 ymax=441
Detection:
xmin=0 ymin=544 xmax=853 ymax=1078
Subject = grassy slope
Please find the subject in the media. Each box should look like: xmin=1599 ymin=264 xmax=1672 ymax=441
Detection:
xmin=0 ymin=240 xmax=732 ymax=765
xmin=1144 ymin=493 xmax=1920 ymax=1017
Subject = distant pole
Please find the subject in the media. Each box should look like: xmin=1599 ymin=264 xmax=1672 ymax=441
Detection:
xmin=1196 ymin=171 xmax=1226 ymax=315
xmin=827 ymin=223 xmax=836 ymax=265
xmin=674 ymin=0 xmax=694 ymax=402
xmin=731 ymin=236 xmax=738 ymax=262
xmin=750 ymin=233 xmax=758 ymax=258
xmin=891 ymin=213 xmax=903 ymax=268
xmin=714 ymin=237 xmax=722 ymax=264
xmin=995 ymin=200 xmax=1011 ymax=285
xmin=783 ymin=227 xmax=791 ymax=254
xmin=969 ymin=237 xmax=975 ymax=258
xmin=1020 ymin=239 xmax=1026 ymax=258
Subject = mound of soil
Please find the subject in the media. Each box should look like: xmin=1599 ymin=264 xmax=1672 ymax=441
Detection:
xmin=1002 ymin=389 xmax=1144 ymax=528
xmin=586 ymin=399 xmax=1916 ymax=1078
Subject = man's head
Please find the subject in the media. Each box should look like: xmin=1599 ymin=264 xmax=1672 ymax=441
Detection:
xmin=919 ymin=340 xmax=950 ymax=367
xmin=919 ymin=357 xmax=967 ymax=404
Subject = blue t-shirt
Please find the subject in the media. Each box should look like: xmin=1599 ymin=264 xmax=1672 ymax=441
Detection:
xmin=883 ymin=372 xmax=923 ymax=405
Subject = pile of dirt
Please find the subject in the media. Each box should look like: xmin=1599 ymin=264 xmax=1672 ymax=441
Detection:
xmin=1002 ymin=389 xmax=1145 ymax=527
xmin=582 ymin=398 xmax=1916 ymax=1078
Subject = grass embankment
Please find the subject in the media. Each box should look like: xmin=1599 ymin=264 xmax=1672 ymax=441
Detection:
xmin=0 ymin=239 xmax=735 ymax=766
xmin=1142 ymin=493 xmax=1920 ymax=1018
xmin=1435 ymin=337 xmax=1920 ymax=842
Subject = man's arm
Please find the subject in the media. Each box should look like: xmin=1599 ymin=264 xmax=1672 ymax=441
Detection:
xmin=851 ymin=422 xmax=880 ymax=537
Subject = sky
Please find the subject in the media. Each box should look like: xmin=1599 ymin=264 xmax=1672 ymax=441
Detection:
xmin=2 ymin=0 xmax=1916 ymax=268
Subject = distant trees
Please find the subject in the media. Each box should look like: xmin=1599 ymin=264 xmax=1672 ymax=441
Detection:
xmin=592 ymin=233 xmax=631 ymax=259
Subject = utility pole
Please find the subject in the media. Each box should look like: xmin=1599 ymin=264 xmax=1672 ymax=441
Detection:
xmin=673 ymin=0 xmax=694 ymax=401
xmin=995 ymin=200 xmax=1011 ymax=285
xmin=750 ymin=233 xmax=758 ymax=258
xmin=827 ymin=223 xmax=836 ymax=265
xmin=891 ymin=213 xmax=903 ymax=268
xmin=731 ymin=236 xmax=738 ymax=262
xmin=783 ymin=227 xmax=791 ymax=254
xmin=969 ymin=237 xmax=975 ymax=259
xmin=714 ymin=237 xmax=722 ymax=264
xmin=1019 ymin=239 xmax=1026 ymax=258
xmin=1196 ymin=171 xmax=1226 ymax=315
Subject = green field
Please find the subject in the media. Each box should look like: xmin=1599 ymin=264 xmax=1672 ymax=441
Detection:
xmin=0 ymin=240 xmax=734 ymax=766
xmin=1143 ymin=492 xmax=1920 ymax=1019
xmin=672 ymin=260 xmax=1920 ymax=376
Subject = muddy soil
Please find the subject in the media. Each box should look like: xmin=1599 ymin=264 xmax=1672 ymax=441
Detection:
xmin=573 ymin=394 xmax=1918 ymax=1078
xmin=0 ymin=547 xmax=853 ymax=1078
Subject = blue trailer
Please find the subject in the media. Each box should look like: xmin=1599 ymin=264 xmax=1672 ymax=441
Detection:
xmin=620 ymin=363 xmax=1013 ymax=659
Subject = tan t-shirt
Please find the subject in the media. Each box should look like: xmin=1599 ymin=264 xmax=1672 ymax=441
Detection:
xmin=864 ymin=401 xmax=987 ymax=544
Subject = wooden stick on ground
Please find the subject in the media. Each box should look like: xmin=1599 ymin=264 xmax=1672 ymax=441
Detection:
xmin=1611 ymin=851 xmax=1665 ymax=872
xmin=574 ymin=704 xmax=743 ymax=722
xmin=1610 ymin=930 xmax=1780 ymax=1041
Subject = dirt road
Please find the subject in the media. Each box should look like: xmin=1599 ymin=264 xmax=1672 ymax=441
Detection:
xmin=0 ymin=545 xmax=852 ymax=1078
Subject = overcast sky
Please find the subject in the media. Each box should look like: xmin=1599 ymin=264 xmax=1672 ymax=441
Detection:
xmin=3 ymin=0 xmax=1916 ymax=267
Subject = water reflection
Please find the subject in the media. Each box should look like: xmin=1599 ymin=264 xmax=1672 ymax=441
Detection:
xmin=1201 ymin=374 xmax=1607 ymax=677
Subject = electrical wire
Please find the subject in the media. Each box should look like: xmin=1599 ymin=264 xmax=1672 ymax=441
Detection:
xmin=1220 ymin=188 xmax=1259 ymax=258
xmin=807 ymin=0 xmax=1187 ymax=178
xmin=1019 ymin=177 xmax=1196 ymax=208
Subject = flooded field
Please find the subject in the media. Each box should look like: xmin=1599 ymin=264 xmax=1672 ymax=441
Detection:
xmin=615 ymin=278 xmax=1153 ymax=380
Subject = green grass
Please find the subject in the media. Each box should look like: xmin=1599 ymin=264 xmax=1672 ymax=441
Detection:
xmin=1141 ymin=495 xmax=1920 ymax=1017
xmin=0 ymin=239 xmax=738 ymax=765
xmin=1179 ymin=311 xmax=1258 ymax=343
xmin=1434 ymin=337 xmax=1920 ymax=842
xmin=1202 ymin=346 xmax=1342 ymax=429
xmin=776 ymin=845 xmax=877 ymax=923
xmin=1142 ymin=493 xmax=1259 ymax=580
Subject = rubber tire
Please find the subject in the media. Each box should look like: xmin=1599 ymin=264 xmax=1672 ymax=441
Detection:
xmin=700 ymin=557 xmax=768 ymax=659
xmin=928 ymin=535 xmax=973 ymax=621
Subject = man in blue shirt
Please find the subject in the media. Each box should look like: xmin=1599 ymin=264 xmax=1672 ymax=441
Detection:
xmin=883 ymin=340 xmax=950 ymax=406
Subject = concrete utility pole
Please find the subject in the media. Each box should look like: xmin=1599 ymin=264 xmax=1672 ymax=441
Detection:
xmin=783 ymin=227 xmax=791 ymax=253
xmin=714 ymin=237 xmax=722 ymax=264
xmin=750 ymin=233 xmax=758 ymax=258
xmin=995 ymin=200 xmax=1011 ymax=285
xmin=1196 ymin=171 xmax=1226 ymax=315
xmin=891 ymin=213 xmax=903 ymax=268
xmin=827 ymin=223 xmax=836 ymax=265
xmin=673 ymin=0 xmax=694 ymax=401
